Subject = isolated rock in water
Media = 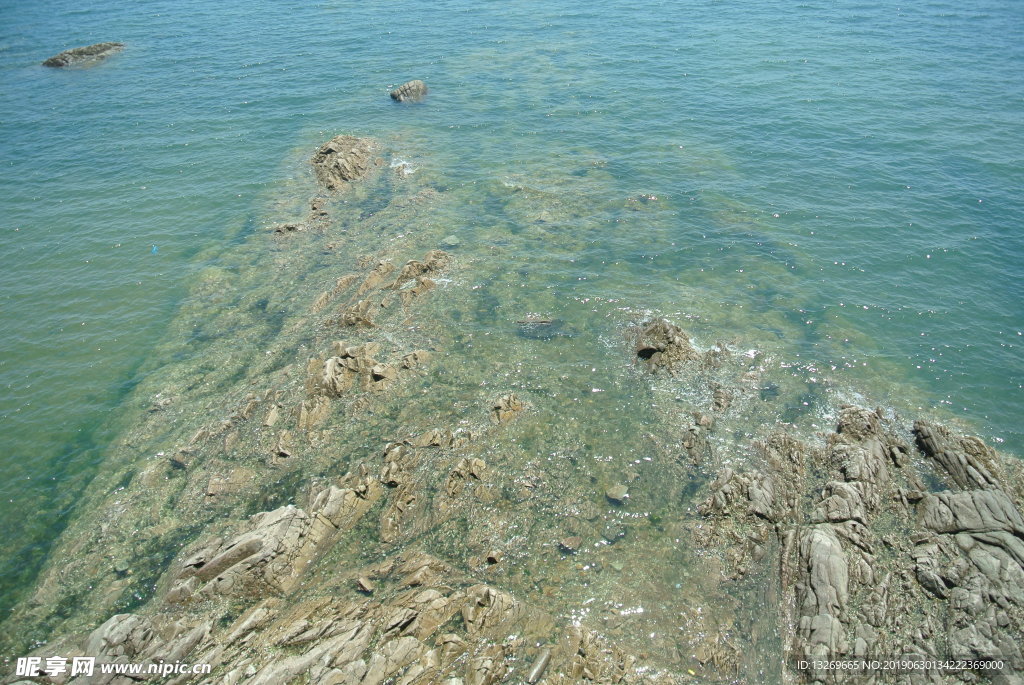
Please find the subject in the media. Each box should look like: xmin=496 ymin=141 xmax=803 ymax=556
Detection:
xmin=390 ymin=80 xmax=428 ymax=102
xmin=312 ymin=135 xmax=378 ymax=190
xmin=42 ymin=42 xmax=124 ymax=67
xmin=605 ymin=484 xmax=629 ymax=504
xmin=490 ymin=393 xmax=525 ymax=424
xmin=634 ymin=318 xmax=700 ymax=372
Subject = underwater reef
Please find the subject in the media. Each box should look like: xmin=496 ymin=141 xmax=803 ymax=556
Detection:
xmin=3 ymin=134 xmax=1022 ymax=685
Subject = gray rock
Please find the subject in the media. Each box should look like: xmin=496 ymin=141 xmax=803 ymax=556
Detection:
xmin=526 ymin=647 xmax=551 ymax=683
xmin=167 ymin=475 xmax=382 ymax=602
xmin=390 ymin=250 xmax=451 ymax=289
xmin=796 ymin=525 xmax=849 ymax=659
xmin=390 ymin=80 xmax=428 ymax=102
xmin=602 ymin=523 xmax=626 ymax=544
xmin=919 ymin=490 xmax=1024 ymax=536
xmin=42 ymin=42 xmax=124 ymax=68
xmin=461 ymin=585 xmax=523 ymax=635
xmin=914 ymin=419 xmax=1000 ymax=489
xmin=84 ymin=613 xmax=154 ymax=659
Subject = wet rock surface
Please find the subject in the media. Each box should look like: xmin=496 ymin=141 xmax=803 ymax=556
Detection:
xmin=634 ymin=319 xmax=700 ymax=372
xmin=4 ymin=131 xmax=1023 ymax=685
xmin=390 ymin=80 xmax=428 ymax=102
xmin=42 ymin=42 xmax=124 ymax=67
xmin=515 ymin=316 xmax=575 ymax=340
xmin=312 ymin=135 xmax=380 ymax=190
xmin=697 ymin=406 xmax=1024 ymax=681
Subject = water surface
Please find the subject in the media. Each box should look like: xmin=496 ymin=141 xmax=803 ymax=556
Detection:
xmin=1 ymin=0 xmax=1021 ymax=626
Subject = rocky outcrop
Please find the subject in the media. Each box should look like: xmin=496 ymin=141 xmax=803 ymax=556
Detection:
xmin=312 ymin=135 xmax=379 ymax=189
xmin=166 ymin=471 xmax=382 ymax=604
xmin=634 ymin=319 xmax=700 ymax=372
xmin=41 ymin=561 xmax=653 ymax=685
xmin=696 ymin=404 xmax=1024 ymax=682
xmin=42 ymin=42 xmax=124 ymax=67
xmin=490 ymin=393 xmax=525 ymax=424
xmin=914 ymin=418 xmax=1003 ymax=490
xmin=389 ymin=80 xmax=428 ymax=102
xmin=5 ymin=127 xmax=1024 ymax=685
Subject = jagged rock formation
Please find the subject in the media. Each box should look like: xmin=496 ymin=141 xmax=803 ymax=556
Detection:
xmin=312 ymin=136 xmax=379 ymax=190
xmin=634 ymin=319 xmax=700 ymax=372
xmin=390 ymin=80 xmax=428 ymax=102
xmin=31 ymin=549 xmax=647 ymax=685
xmin=696 ymin=406 xmax=1024 ymax=682
xmin=42 ymin=42 xmax=124 ymax=67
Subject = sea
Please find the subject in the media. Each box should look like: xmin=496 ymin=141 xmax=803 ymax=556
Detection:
xmin=0 ymin=0 xmax=1021 ymax=625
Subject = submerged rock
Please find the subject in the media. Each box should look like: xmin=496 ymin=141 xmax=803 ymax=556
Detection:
xmin=605 ymin=484 xmax=629 ymax=504
xmin=42 ymin=42 xmax=124 ymax=67
xmin=559 ymin=536 xmax=583 ymax=553
xmin=390 ymin=79 xmax=428 ymax=102
xmin=515 ymin=316 xmax=575 ymax=340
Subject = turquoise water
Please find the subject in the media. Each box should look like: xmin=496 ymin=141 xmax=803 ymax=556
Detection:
xmin=1 ymin=0 xmax=1021 ymax=621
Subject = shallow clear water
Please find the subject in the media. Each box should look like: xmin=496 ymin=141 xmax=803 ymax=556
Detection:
xmin=0 ymin=0 xmax=1021 ymax=622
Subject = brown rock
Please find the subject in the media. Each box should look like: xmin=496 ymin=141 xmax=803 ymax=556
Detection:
xmin=634 ymin=319 xmax=700 ymax=372
xmin=312 ymin=135 xmax=378 ymax=190
xmin=491 ymin=394 xmax=525 ymax=424
xmin=559 ymin=536 xmax=583 ymax=553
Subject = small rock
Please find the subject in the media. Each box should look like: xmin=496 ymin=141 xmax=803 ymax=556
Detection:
xmin=390 ymin=80 xmax=428 ymax=102
xmin=356 ymin=576 xmax=375 ymax=593
xmin=526 ymin=647 xmax=552 ymax=683
xmin=634 ymin=319 xmax=700 ymax=372
xmin=559 ymin=536 xmax=583 ymax=553
xmin=43 ymin=42 xmax=124 ymax=68
xmin=440 ymin=234 xmax=460 ymax=248
xmin=602 ymin=523 xmax=626 ymax=544
xmin=274 ymin=430 xmax=293 ymax=458
xmin=491 ymin=394 xmax=525 ymax=424
xmin=486 ymin=550 xmax=502 ymax=565
xmin=606 ymin=484 xmax=629 ymax=504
